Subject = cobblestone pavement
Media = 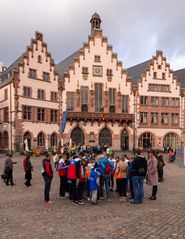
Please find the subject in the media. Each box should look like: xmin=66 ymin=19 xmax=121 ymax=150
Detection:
xmin=0 ymin=154 xmax=185 ymax=239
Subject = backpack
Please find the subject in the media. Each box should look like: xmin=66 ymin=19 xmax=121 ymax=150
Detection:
xmin=105 ymin=163 xmax=111 ymax=174
xmin=41 ymin=166 xmax=45 ymax=176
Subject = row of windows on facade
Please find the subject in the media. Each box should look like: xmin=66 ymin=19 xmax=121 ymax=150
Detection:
xmin=1 ymin=107 xmax=58 ymax=123
xmin=82 ymin=66 xmax=112 ymax=76
xmin=22 ymin=87 xmax=58 ymax=101
xmin=140 ymin=112 xmax=179 ymax=124
xmin=140 ymin=96 xmax=179 ymax=107
xmin=67 ymin=86 xmax=129 ymax=113
xmin=148 ymin=84 xmax=170 ymax=92
xmin=28 ymin=68 xmax=50 ymax=81
xmin=0 ymin=131 xmax=58 ymax=148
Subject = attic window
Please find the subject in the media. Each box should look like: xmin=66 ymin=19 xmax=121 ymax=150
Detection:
xmin=153 ymin=72 xmax=157 ymax=79
xmin=94 ymin=55 xmax=101 ymax=62
xmin=38 ymin=55 xmax=42 ymax=63
xmin=82 ymin=67 xmax=88 ymax=74
xmin=107 ymin=69 xmax=113 ymax=76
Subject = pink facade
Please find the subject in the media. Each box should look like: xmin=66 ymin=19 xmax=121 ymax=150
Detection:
xmin=0 ymin=13 xmax=184 ymax=152
xmin=0 ymin=32 xmax=60 ymax=152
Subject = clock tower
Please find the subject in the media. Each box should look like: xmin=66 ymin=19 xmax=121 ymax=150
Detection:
xmin=90 ymin=12 xmax=101 ymax=35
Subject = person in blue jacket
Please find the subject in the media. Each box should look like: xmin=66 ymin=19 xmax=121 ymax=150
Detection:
xmin=89 ymin=167 xmax=102 ymax=204
xmin=99 ymin=152 xmax=114 ymax=201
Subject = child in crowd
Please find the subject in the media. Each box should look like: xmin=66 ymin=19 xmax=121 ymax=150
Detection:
xmin=89 ymin=167 xmax=102 ymax=204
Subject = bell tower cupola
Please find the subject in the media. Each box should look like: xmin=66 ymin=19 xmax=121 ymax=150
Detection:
xmin=90 ymin=12 xmax=101 ymax=35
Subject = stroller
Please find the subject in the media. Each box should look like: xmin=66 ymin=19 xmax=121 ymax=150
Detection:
xmin=168 ymin=149 xmax=176 ymax=163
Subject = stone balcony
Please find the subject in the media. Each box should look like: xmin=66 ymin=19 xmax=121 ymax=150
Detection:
xmin=66 ymin=111 xmax=134 ymax=126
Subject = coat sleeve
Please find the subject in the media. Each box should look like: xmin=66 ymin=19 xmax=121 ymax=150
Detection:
xmin=45 ymin=162 xmax=53 ymax=177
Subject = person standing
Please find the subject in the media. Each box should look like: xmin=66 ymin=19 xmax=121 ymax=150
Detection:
xmin=157 ymin=151 xmax=165 ymax=182
xmin=89 ymin=168 xmax=102 ymax=204
xmin=115 ymin=156 xmax=128 ymax=202
xmin=42 ymin=153 xmax=53 ymax=205
xmin=146 ymin=150 xmax=159 ymax=200
xmin=99 ymin=153 xmax=114 ymax=201
xmin=23 ymin=155 xmax=33 ymax=187
xmin=58 ymin=154 xmax=68 ymax=198
xmin=4 ymin=154 xmax=17 ymax=186
xmin=131 ymin=149 xmax=147 ymax=204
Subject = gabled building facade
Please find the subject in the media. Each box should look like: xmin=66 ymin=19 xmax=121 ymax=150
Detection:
xmin=1 ymin=13 xmax=185 ymax=153
xmin=57 ymin=13 xmax=134 ymax=150
xmin=0 ymin=32 xmax=60 ymax=152
xmin=128 ymin=51 xmax=182 ymax=149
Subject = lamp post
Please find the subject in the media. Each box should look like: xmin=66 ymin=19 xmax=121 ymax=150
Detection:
xmin=133 ymin=88 xmax=137 ymax=157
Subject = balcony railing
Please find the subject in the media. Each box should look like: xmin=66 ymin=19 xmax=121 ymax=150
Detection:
xmin=66 ymin=111 xmax=134 ymax=124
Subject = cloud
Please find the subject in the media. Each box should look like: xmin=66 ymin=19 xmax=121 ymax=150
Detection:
xmin=0 ymin=0 xmax=185 ymax=70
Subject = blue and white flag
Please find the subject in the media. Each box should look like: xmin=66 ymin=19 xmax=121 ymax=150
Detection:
xmin=61 ymin=111 xmax=67 ymax=133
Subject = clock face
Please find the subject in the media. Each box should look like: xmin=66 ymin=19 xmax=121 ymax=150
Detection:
xmin=93 ymin=65 xmax=103 ymax=77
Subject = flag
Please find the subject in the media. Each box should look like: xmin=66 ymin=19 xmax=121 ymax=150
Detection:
xmin=61 ymin=111 xmax=67 ymax=133
xmin=101 ymin=107 xmax=105 ymax=121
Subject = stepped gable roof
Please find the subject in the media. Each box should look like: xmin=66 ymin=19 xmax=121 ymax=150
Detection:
xmin=56 ymin=48 xmax=82 ymax=79
xmin=126 ymin=59 xmax=151 ymax=85
xmin=174 ymin=68 xmax=185 ymax=88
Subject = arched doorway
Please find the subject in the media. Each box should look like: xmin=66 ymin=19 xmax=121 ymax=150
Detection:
xmin=0 ymin=132 xmax=2 ymax=148
xmin=23 ymin=131 xmax=32 ymax=150
xmin=3 ymin=131 xmax=9 ymax=148
xmin=50 ymin=133 xmax=58 ymax=147
xmin=99 ymin=128 xmax=112 ymax=146
xmin=37 ymin=132 xmax=45 ymax=147
xmin=121 ymin=129 xmax=129 ymax=151
xmin=138 ymin=132 xmax=155 ymax=149
xmin=163 ymin=133 xmax=180 ymax=148
xmin=71 ymin=127 xmax=84 ymax=145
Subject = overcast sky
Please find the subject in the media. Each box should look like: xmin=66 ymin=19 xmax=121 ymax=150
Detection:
xmin=0 ymin=0 xmax=185 ymax=70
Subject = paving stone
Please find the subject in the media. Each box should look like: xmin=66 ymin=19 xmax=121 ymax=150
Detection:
xmin=1 ymin=154 xmax=185 ymax=238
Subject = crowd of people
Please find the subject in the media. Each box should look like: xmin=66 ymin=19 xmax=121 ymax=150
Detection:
xmin=41 ymin=146 xmax=166 ymax=205
xmin=1 ymin=144 xmax=175 ymax=206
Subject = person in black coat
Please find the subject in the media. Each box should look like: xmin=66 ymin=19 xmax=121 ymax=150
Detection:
xmin=4 ymin=154 xmax=17 ymax=186
xmin=23 ymin=155 xmax=33 ymax=187
xmin=131 ymin=148 xmax=147 ymax=204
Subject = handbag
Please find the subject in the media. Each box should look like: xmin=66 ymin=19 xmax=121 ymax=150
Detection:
xmin=116 ymin=170 xmax=122 ymax=180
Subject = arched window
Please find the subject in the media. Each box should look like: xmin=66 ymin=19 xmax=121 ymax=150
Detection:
xmin=121 ymin=129 xmax=129 ymax=151
xmin=38 ymin=55 xmax=42 ymax=63
xmin=81 ymin=105 xmax=88 ymax=112
xmin=37 ymin=132 xmax=45 ymax=147
xmin=71 ymin=127 xmax=84 ymax=145
xmin=99 ymin=128 xmax=112 ymax=146
xmin=109 ymin=106 xmax=115 ymax=113
xmin=23 ymin=131 xmax=32 ymax=150
xmin=0 ymin=132 xmax=2 ymax=148
xmin=3 ymin=131 xmax=9 ymax=148
xmin=50 ymin=133 xmax=57 ymax=147
xmin=163 ymin=133 xmax=180 ymax=148
xmin=138 ymin=132 xmax=155 ymax=149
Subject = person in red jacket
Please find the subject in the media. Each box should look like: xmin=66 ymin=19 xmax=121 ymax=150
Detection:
xmin=42 ymin=153 xmax=53 ymax=205
xmin=23 ymin=155 xmax=33 ymax=187
xmin=58 ymin=153 xmax=68 ymax=198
